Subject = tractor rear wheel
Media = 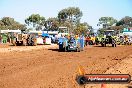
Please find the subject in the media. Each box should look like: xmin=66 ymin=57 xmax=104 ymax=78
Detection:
xmin=101 ymin=43 xmax=105 ymax=47
xmin=115 ymin=44 xmax=117 ymax=47
xmin=76 ymin=47 xmax=80 ymax=52
xmin=112 ymin=44 xmax=114 ymax=47
xmin=112 ymin=44 xmax=116 ymax=47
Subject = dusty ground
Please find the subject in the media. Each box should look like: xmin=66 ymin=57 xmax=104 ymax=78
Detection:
xmin=0 ymin=44 xmax=132 ymax=88
xmin=85 ymin=55 xmax=132 ymax=88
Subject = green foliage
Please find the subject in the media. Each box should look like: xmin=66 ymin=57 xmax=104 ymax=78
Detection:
xmin=58 ymin=7 xmax=83 ymax=32
xmin=109 ymin=25 xmax=123 ymax=30
xmin=74 ymin=22 xmax=90 ymax=35
xmin=0 ymin=17 xmax=26 ymax=30
xmin=97 ymin=28 xmax=106 ymax=36
xmin=46 ymin=17 xmax=59 ymax=31
xmin=98 ymin=17 xmax=117 ymax=28
xmin=1 ymin=17 xmax=15 ymax=26
xmin=58 ymin=7 xmax=82 ymax=23
xmin=25 ymin=14 xmax=45 ymax=29
xmin=116 ymin=16 xmax=132 ymax=27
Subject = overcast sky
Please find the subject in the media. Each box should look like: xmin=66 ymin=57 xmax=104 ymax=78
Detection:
xmin=0 ymin=0 xmax=132 ymax=29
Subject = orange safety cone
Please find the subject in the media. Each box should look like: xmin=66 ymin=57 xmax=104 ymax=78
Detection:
xmin=101 ymin=84 xmax=106 ymax=88
xmin=78 ymin=65 xmax=85 ymax=75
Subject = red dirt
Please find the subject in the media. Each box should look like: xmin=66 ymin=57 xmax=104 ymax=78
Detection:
xmin=0 ymin=44 xmax=132 ymax=88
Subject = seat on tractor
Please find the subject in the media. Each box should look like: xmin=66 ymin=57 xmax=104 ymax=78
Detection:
xmin=69 ymin=37 xmax=75 ymax=43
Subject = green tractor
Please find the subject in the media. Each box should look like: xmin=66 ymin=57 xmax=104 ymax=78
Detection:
xmin=96 ymin=30 xmax=117 ymax=47
xmin=95 ymin=35 xmax=104 ymax=45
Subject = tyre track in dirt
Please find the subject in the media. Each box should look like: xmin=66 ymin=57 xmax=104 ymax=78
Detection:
xmin=0 ymin=45 xmax=132 ymax=88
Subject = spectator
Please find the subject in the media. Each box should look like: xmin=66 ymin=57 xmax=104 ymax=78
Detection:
xmin=0 ymin=35 xmax=2 ymax=44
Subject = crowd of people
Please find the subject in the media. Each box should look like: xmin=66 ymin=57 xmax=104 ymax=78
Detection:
xmin=0 ymin=32 xmax=132 ymax=46
xmin=116 ymin=35 xmax=132 ymax=45
xmin=58 ymin=34 xmax=132 ymax=46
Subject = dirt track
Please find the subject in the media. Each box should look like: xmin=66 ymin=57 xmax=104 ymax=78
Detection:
xmin=0 ymin=44 xmax=132 ymax=88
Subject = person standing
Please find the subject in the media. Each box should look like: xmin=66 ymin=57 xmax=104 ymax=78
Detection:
xmin=0 ymin=35 xmax=2 ymax=44
xmin=80 ymin=35 xmax=85 ymax=51
xmin=2 ymin=34 xmax=8 ymax=43
xmin=85 ymin=36 xmax=90 ymax=46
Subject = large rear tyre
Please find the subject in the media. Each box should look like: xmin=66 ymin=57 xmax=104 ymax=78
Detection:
xmin=112 ymin=44 xmax=116 ymax=47
xmin=101 ymin=43 xmax=105 ymax=47
xmin=16 ymin=41 xmax=23 ymax=46
xmin=76 ymin=47 xmax=80 ymax=52
xmin=112 ymin=44 xmax=114 ymax=47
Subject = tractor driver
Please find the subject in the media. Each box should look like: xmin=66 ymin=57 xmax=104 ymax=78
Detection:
xmin=69 ymin=36 xmax=75 ymax=42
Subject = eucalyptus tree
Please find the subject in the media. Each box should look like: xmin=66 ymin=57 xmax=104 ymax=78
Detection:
xmin=58 ymin=7 xmax=83 ymax=33
xmin=25 ymin=14 xmax=45 ymax=30
xmin=116 ymin=16 xmax=132 ymax=27
xmin=97 ymin=17 xmax=117 ymax=28
xmin=0 ymin=17 xmax=27 ymax=30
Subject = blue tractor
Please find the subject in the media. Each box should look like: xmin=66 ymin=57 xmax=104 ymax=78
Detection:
xmin=67 ymin=37 xmax=81 ymax=52
xmin=58 ymin=36 xmax=85 ymax=52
